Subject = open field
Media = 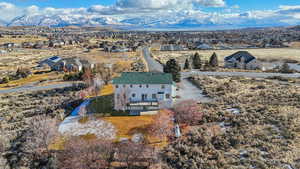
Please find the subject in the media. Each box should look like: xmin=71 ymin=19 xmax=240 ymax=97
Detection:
xmin=0 ymin=35 xmax=48 ymax=45
xmin=152 ymin=48 xmax=300 ymax=66
xmin=0 ymin=48 xmax=138 ymax=74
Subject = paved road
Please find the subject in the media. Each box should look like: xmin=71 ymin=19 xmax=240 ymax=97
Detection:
xmin=0 ymin=82 xmax=76 ymax=95
xmin=176 ymin=78 xmax=212 ymax=103
xmin=182 ymin=71 xmax=300 ymax=78
xmin=143 ymin=47 xmax=163 ymax=72
xmin=142 ymin=47 xmax=211 ymax=102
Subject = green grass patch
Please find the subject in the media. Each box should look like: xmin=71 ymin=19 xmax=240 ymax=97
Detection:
xmin=87 ymin=94 xmax=131 ymax=116
xmin=87 ymin=94 xmax=114 ymax=114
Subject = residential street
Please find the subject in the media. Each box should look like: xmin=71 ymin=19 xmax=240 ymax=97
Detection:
xmin=142 ymin=47 xmax=210 ymax=102
xmin=0 ymin=82 xmax=78 ymax=95
xmin=142 ymin=47 xmax=164 ymax=72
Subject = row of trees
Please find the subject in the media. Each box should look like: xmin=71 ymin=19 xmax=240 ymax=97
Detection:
xmin=184 ymin=52 xmax=219 ymax=70
xmin=163 ymin=52 xmax=219 ymax=82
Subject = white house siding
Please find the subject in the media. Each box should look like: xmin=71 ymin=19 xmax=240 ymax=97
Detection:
xmin=114 ymin=84 xmax=175 ymax=111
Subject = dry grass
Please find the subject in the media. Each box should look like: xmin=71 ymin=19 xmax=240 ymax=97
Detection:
xmin=78 ymin=116 xmax=89 ymax=124
xmin=103 ymin=116 xmax=167 ymax=147
xmin=49 ymin=136 xmax=66 ymax=151
xmin=0 ymin=72 xmax=63 ymax=89
xmin=0 ymin=35 xmax=47 ymax=45
xmin=80 ymin=49 xmax=138 ymax=64
xmin=100 ymin=84 xmax=114 ymax=96
xmin=153 ymin=48 xmax=300 ymax=65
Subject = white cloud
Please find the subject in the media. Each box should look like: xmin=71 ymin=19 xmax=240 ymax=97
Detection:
xmin=193 ymin=0 xmax=225 ymax=7
xmin=279 ymin=5 xmax=300 ymax=10
xmin=1 ymin=1 xmax=300 ymax=29
xmin=0 ymin=2 xmax=21 ymax=21
xmin=116 ymin=0 xmax=225 ymax=10
xmin=232 ymin=5 xmax=240 ymax=9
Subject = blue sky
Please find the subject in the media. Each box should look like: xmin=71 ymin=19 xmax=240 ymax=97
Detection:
xmin=0 ymin=0 xmax=300 ymax=29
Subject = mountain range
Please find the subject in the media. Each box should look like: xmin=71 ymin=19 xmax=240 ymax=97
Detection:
xmin=2 ymin=13 xmax=297 ymax=30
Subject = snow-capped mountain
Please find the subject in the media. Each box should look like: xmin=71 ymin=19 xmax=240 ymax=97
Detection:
xmin=5 ymin=11 xmax=294 ymax=30
xmin=8 ymin=14 xmax=123 ymax=27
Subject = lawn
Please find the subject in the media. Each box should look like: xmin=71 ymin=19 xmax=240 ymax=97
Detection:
xmin=103 ymin=116 xmax=168 ymax=147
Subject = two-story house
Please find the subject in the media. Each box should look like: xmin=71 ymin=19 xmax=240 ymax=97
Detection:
xmin=224 ymin=51 xmax=260 ymax=70
xmin=112 ymin=72 xmax=176 ymax=113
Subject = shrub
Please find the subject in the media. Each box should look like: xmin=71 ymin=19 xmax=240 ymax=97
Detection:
xmin=16 ymin=68 xmax=31 ymax=78
xmin=1 ymin=76 xmax=9 ymax=84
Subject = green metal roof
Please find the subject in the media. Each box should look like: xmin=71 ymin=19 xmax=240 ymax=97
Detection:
xmin=113 ymin=72 xmax=173 ymax=85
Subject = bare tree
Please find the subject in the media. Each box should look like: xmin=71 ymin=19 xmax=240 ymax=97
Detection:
xmin=24 ymin=115 xmax=60 ymax=167
xmin=148 ymin=110 xmax=174 ymax=140
xmin=116 ymin=142 xmax=154 ymax=169
xmin=93 ymin=74 xmax=104 ymax=99
xmin=82 ymin=68 xmax=94 ymax=86
xmin=95 ymin=64 xmax=113 ymax=85
xmin=115 ymin=86 xmax=130 ymax=111
xmin=173 ymin=100 xmax=203 ymax=125
xmin=58 ymin=137 xmax=115 ymax=169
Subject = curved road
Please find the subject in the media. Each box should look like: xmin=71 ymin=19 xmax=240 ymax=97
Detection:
xmin=0 ymin=82 xmax=77 ymax=95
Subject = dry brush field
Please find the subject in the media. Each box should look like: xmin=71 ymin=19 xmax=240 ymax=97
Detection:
xmin=0 ymin=85 xmax=84 ymax=168
xmin=162 ymin=76 xmax=300 ymax=169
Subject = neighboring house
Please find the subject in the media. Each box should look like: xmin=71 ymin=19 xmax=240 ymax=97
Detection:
xmin=39 ymin=56 xmax=62 ymax=69
xmin=224 ymin=51 xmax=260 ymax=70
xmin=112 ymin=72 xmax=176 ymax=113
xmin=160 ymin=44 xmax=186 ymax=51
xmin=39 ymin=56 xmax=95 ymax=72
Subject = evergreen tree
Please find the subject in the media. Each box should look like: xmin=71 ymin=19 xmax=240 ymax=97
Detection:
xmin=193 ymin=52 xmax=202 ymax=69
xmin=164 ymin=59 xmax=181 ymax=82
xmin=184 ymin=58 xmax=190 ymax=70
xmin=280 ymin=63 xmax=292 ymax=73
xmin=209 ymin=52 xmax=219 ymax=67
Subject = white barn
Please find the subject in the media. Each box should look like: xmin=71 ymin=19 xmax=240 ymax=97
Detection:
xmin=112 ymin=72 xmax=176 ymax=113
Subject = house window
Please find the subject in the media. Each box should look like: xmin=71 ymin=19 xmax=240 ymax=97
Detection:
xmin=130 ymin=85 xmax=133 ymax=88
xmin=161 ymin=85 xmax=165 ymax=89
xmin=132 ymin=93 xmax=136 ymax=97
xmin=139 ymin=84 xmax=142 ymax=88
xmin=152 ymin=94 xmax=157 ymax=99
xmin=146 ymin=84 xmax=149 ymax=88
xmin=142 ymin=94 xmax=147 ymax=101
xmin=116 ymin=85 xmax=119 ymax=88
xmin=166 ymin=94 xmax=170 ymax=99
